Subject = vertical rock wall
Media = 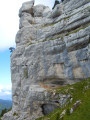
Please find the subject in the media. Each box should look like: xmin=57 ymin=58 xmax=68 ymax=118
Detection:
xmin=3 ymin=0 xmax=90 ymax=119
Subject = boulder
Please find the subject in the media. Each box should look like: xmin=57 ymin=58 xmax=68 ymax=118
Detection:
xmin=42 ymin=7 xmax=51 ymax=17
xmin=33 ymin=5 xmax=48 ymax=17
xmin=49 ymin=3 xmax=64 ymax=18
xmin=19 ymin=0 xmax=35 ymax=17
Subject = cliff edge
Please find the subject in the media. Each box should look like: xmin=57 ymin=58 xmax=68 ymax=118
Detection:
xmin=3 ymin=0 xmax=90 ymax=119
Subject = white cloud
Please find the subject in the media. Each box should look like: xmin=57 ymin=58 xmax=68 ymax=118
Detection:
xmin=0 ymin=84 xmax=12 ymax=95
xmin=0 ymin=0 xmax=19 ymax=51
xmin=0 ymin=84 xmax=12 ymax=90
xmin=0 ymin=84 xmax=3 ymax=93
xmin=0 ymin=0 xmax=54 ymax=51
xmin=4 ymin=91 xmax=11 ymax=95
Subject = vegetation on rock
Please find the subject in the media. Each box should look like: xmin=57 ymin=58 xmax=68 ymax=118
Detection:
xmin=0 ymin=107 xmax=12 ymax=120
xmin=0 ymin=100 xmax=12 ymax=120
xmin=0 ymin=99 xmax=12 ymax=114
xmin=37 ymin=78 xmax=90 ymax=120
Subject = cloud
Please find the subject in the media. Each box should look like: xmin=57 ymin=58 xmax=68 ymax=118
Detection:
xmin=0 ymin=0 xmax=54 ymax=51
xmin=0 ymin=84 xmax=12 ymax=91
xmin=4 ymin=91 xmax=11 ymax=95
xmin=0 ymin=85 xmax=3 ymax=93
xmin=0 ymin=0 xmax=19 ymax=51
xmin=0 ymin=84 xmax=12 ymax=96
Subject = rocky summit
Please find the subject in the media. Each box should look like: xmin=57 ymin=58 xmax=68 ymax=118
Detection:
xmin=3 ymin=0 xmax=90 ymax=120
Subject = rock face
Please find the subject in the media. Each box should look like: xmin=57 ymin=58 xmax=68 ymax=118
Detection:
xmin=3 ymin=0 xmax=90 ymax=120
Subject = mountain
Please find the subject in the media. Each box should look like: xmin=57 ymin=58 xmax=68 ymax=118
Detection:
xmin=0 ymin=95 xmax=12 ymax=101
xmin=37 ymin=78 xmax=90 ymax=120
xmin=3 ymin=0 xmax=90 ymax=119
xmin=0 ymin=99 xmax=12 ymax=114
xmin=0 ymin=89 xmax=12 ymax=100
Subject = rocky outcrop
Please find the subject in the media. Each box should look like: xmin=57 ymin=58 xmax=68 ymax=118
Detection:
xmin=3 ymin=0 xmax=90 ymax=120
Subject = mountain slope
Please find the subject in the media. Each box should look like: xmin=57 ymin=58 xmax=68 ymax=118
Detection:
xmin=37 ymin=78 xmax=90 ymax=120
xmin=3 ymin=0 xmax=90 ymax=119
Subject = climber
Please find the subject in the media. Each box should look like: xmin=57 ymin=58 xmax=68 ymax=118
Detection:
xmin=52 ymin=0 xmax=60 ymax=9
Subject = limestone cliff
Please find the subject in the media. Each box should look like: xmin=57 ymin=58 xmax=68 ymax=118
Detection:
xmin=3 ymin=0 xmax=90 ymax=120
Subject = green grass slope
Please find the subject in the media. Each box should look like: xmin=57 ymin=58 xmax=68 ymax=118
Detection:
xmin=37 ymin=78 xmax=90 ymax=120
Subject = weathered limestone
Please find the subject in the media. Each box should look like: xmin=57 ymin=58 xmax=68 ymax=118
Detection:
xmin=49 ymin=3 xmax=64 ymax=18
xmin=19 ymin=0 xmax=35 ymax=17
xmin=3 ymin=0 xmax=90 ymax=120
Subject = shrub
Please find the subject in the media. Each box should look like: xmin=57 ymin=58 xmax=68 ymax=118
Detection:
xmin=56 ymin=113 xmax=60 ymax=120
xmin=66 ymin=108 xmax=70 ymax=116
xmin=24 ymin=69 xmax=28 ymax=78
xmin=0 ymin=108 xmax=8 ymax=117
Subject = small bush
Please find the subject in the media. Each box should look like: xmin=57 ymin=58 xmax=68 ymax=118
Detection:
xmin=66 ymin=108 xmax=70 ymax=116
xmin=56 ymin=113 xmax=60 ymax=120
xmin=60 ymin=117 xmax=64 ymax=120
xmin=13 ymin=112 xmax=18 ymax=116
xmin=0 ymin=108 xmax=8 ymax=117
xmin=24 ymin=69 xmax=28 ymax=78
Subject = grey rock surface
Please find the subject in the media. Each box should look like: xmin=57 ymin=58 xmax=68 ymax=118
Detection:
xmin=3 ymin=0 xmax=90 ymax=119
xmin=19 ymin=0 xmax=35 ymax=17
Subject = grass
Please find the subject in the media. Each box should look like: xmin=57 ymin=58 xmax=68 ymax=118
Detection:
xmin=89 ymin=35 xmax=90 ymax=44
xmin=24 ymin=69 xmax=28 ymax=78
xmin=13 ymin=112 xmax=18 ymax=116
xmin=43 ymin=6 xmax=90 ymax=28
xmin=64 ymin=90 xmax=90 ymax=120
xmin=36 ymin=78 xmax=90 ymax=120
xmin=65 ymin=23 xmax=90 ymax=36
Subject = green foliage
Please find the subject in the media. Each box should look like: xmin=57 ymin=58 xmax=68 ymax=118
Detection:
xmin=26 ymin=42 xmax=34 ymax=47
xmin=89 ymin=35 xmax=90 ymax=44
xmin=37 ymin=78 xmax=90 ymax=120
xmin=13 ymin=112 xmax=18 ymax=116
xmin=65 ymin=23 xmax=90 ymax=36
xmin=24 ymin=69 xmax=28 ymax=78
xmin=43 ymin=23 xmax=57 ymax=27
xmin=60 ymin=117 xmax=64 ymax=120
xmin=66 ymin=108 xmax=70 ymax=116
xmin=0 ymin=108 xmax=7 ymax=117
xmin=56 ymin=113 xmax=60 ymax=120
xmin=0 ymin=107 xmax=12 ymax=118
xmin=52 ymin=0 xmax=60 ymax=9
xmin=0 ymin=99 xmax=12 ymax=114
xmin=43 ymin=6 xmax=90 ymax=28
xmin=0 ymin=100 xmax=12 ymax=119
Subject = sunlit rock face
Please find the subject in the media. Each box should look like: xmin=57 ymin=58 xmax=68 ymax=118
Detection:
xmin=3 ymin=0 xmax=90 ymax=119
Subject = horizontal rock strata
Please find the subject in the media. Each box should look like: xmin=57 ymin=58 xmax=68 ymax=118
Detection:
xmin=3 ymin=0 xmax=90 ymax=120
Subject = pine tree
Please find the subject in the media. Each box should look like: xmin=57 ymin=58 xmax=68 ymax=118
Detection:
xmin=0 ymin=108 xmax=7 ymax=117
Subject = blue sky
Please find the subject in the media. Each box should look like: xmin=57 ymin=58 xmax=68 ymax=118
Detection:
xmin=0 ymin=0 xmax=60 ymax=100
xmin=0 ymin=50 xmax=11 ymax=85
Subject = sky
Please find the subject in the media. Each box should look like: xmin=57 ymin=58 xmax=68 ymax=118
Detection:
xmin=0 ymin=0 xmax=57 ymax=100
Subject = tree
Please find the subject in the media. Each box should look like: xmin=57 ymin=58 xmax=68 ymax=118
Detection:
xmin=9 ymin=47 xmax=15 ymax=53
xmin=0 ymin=108 xmax=7 ymax=117
xmin=52 ymin=0 xmax=60 ymax=9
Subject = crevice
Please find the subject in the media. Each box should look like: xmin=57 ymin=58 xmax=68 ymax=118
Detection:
xmin=41 ymin=103 xmax=59 ymax=115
